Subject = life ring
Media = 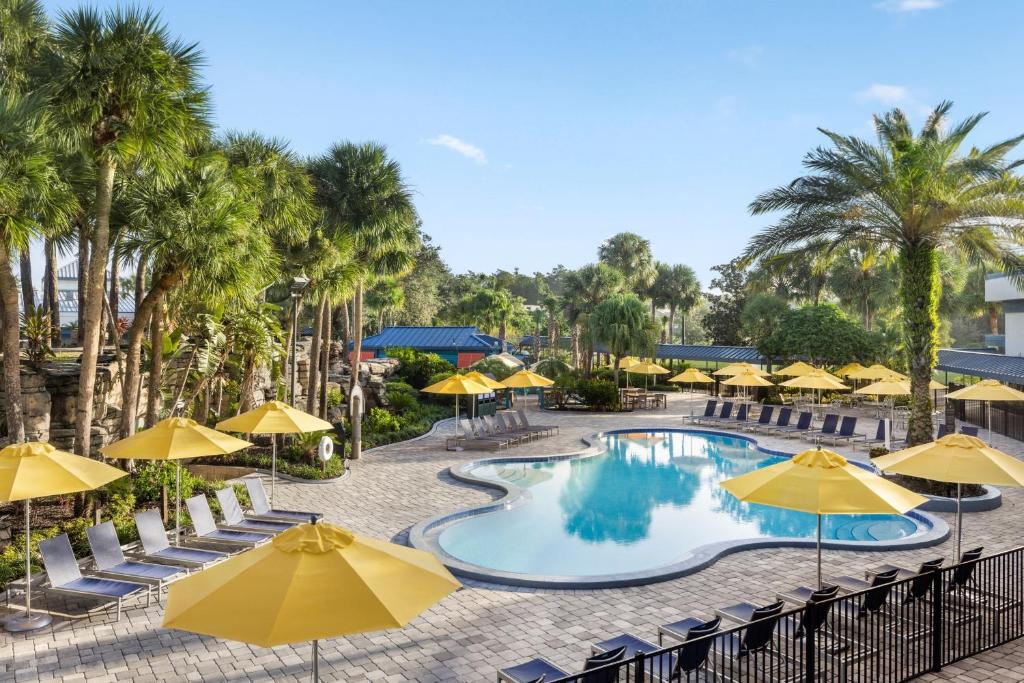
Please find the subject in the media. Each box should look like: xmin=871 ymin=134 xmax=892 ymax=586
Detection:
xmin=318 ymin=436 xmax=334 ymax=462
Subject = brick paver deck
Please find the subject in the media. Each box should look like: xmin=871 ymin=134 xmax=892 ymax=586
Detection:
xmin=1 ymin=393 xmax=1022 ymax=681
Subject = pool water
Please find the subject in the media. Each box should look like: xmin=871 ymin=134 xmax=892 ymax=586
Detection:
xmin=437 ymin=430 xmax=922 ymax=577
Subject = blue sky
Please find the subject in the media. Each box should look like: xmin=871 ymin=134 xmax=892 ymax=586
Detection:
xmin=40 ymin=0 xmax=1024 ymax=287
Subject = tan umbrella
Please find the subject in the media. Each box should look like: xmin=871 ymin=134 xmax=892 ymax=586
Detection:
xmin=945 ymin=379 xmax=1024 ymax=444
xmin=781 ymin=370 xmax=849 ymax=407
xmin=774 ymin=361 xmax=818 ymax=377
xmin=713 ymin=362 xmax=770 ymax=377
xmin=833 ymin=362 xmax=866 ymax=378
xmin=848 ymin=364 xmax=906 ymax=381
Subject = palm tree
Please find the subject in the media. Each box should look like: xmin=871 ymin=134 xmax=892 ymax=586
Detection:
xmin=652 ymin=263 xmax=700 ymax=344
xmin=48 ymin=6 xmax=209 ymax=455
xmin=590 ymin=293 xmax=653 ymax=386
xmin=827 ymin=242 xmax=895 ymax=331
xmin=598 ymin=231 xmax=656 ymax=298
xmin=561 ymin=263 xmax=625 ymax=374
xmin=542 ymin=292 xmax=561 ymax=356
xmin=745 ymin=102 xmax=1024 ymax=444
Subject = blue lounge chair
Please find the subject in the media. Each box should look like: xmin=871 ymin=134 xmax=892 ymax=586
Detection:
xmin=960 ymin=425 xmax=980 ymax=437
xmin=722 ymin=403 xmax=749 ymax=428
xmin=862 ymin=420 xmax=888 ymax=448
xmin=699 ymin=401 xmax=733 ymax=426
xmin=86 ymin=521 xmax=185 ymax=603
xmin=773 ymin=411 xmax=812 ymax=437
xmin=185 ymin=495 xmax=272 ymax=547
xmin=712 ymin=601 xmax=787 ymax=675
xmin=935 ymin=423 xmax=951 ymax=439
xmin=654 ymin=616 xmax=722 ymax=680
xmin=244 ymin=478 xmax=323 ymax=523
xmin=743 ymin=405 xmax=774 ymax=432
xmin=591 ymin=635 xmax=677 ymax=682
xmin=38 ymin=534 xmax=150 ymax=621
xmin=215 ymin=487 xmax=296 ymax=533
xmin=686 ymin=399 xmax=717 ymax=424
xmin=134 ymin=509 xmax=227 ymax=567
xmin=753 ymin=407 xmax=791 ymax=434
xmin=497 ymin=645 xmax=626 ymax=683
xmin=829 ymin=416 xmax=865 ymax=446
xmin=801 ymin=413 xmax=839 ymax=442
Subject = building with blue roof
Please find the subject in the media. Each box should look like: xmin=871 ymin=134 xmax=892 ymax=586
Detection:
xmin=356 ymin=326 xmax=512 ymax=368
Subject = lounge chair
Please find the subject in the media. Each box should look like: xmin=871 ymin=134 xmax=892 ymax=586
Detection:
xmin=721 ymin=403 xmax=749 ymax=429
xmin=215 ymin=487 xmax=296 ymax=533
xmin=516 ymin=409 xmax=558 ymax=435
xmin=496 ymin=412 xmax=541 ymax=442
xmin=244 ymin=478 xmax=323 ymax=523
xmin=85 ymin=521 xmax=185 ymax=603
xmin=960 ymin=425 xmax=980 ymax=437
xmin=769 ymin=585 xmax=876 ymax=674
xmin=471 ymin=417 xmax=519 ymax=448
xmin=134 ymin=509 xmax=227 ymax=567
xmin=752 ymin=407 xmax=791 ymax=434
xmin=686 ymin=400 xmax=717 ymax=424
xmin=743 ymin=405 xmax=774 ymax=432
xmin=942 ymin=547 xmax=1021 ymax=614
xmin=38 ymin=534 xmax=150 ymax=621
xmin=862 ymin=420 xmax=888 ymax=448
xmin=698 ymin=401 xmax=733 ymax=426
xmin=772 ymin=411 xmax=812 ymax=437
xmin=800 ymin=413 xmax=839 ymax=443
xmin=829 ymin=416 xmax=865 ymax=446
xmin=496 ymin=645 xmax=626 ymax=683
xmin=590 ymin=635 xmax=679 ymax=682
xmin=711 ymin=600 xmax=788 ymax=678
xmin=935 ymin=423 xmax=951 ymax=439
xmin=508 ymin=412 xmax=551 ymax=439
xmin=482 ymin=415 xmax=527 ymax=446
xmin=456 ymin=419 xmax=505 ymax=450
xmin=659 ymin=614 xmax=721 ymax=646
xmin=184 ymin=495 xmax=272 ymax=548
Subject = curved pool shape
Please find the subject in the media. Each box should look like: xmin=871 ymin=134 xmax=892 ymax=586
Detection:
xmin=422 ymin=430 xmax=945 ymax=586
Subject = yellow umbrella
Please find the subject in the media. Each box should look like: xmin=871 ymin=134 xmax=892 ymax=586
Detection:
xmin=617 ymin=355 xmax=640 ymax=369
xmin=774 ymin=361 xmax=818 ymax=377
xmin=875 ymin=434 xmax=1024 ymax=558
xmin=833 ymin=362 xmax=866 ymax=378
xmin=849 ymin=364 xmax=906 ymax=381
xmin=501 ymin=369 xmax=555 ymax=388
xmin=668 ymin=368 xmax=714 ymax=384
xmin=945 ymin=379 xmax=1024 ymax=444
xmin=625 ymin=361 xmax=670 ymax=391
xmin=463 ymin=370 xmax=506 ymax=391
xmin=163 ymin=520 xmax=460 ymax=680
xmin=781 ymin=370 xmax=849 ymax=408
xmin=102 ymin=417 xmax=252 ymax=547
xmin=721 ymin=447 xmax=927 ymax=586
xmin=722 ymin=370 xmax=775 ymax=388
xmin=422 ymin=374 xmax=493 ymax=448
xmin=0 ymin=442 xmax=127 ymax=631
xmin=217 ymin=402 xmax=333 ymax=507
xmin=712 ymin=362 xmax=770 ymax=377
xmin=855 ymin=380 xmax=910 ymax=444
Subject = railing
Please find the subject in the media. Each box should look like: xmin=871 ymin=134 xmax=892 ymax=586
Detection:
xmin=536 ymin=547 xmax=1024 ymax=683
xmin=955 ymin=399 xmax=1024 ymax=442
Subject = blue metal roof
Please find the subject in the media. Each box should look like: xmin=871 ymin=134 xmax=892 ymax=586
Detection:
xmin=520 ymin=336 xmax=765 ymax=364
xmin=936 ymin=348 xmax=1024 ymax=386
xmin=361 ymin=326 xmax=508 ymax=352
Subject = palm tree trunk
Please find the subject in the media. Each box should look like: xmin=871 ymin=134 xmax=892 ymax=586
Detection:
xmin=668 ymin=304 xmax=676 ymax=344
xmin=75 ymin=160 xmax=115 ymax=457
xmin=319 ymin=303 xmax=332 ymax=419
xmin=44 ymin=238 xmax=59 ymax=346
xmin=900 ymin=244 xmax=940 ymax=446
xmin=76 ymin=224 xmax=89 ymax=345
xmin=547 ymin=315 xmax=557 ymax=356
xmin=145 ymin=295 xmax=164 ymax=428
xmin=498 ymin=319 xmax=507 ymax=351
xmin=239 ymin=351 xmax=256 ymax=414
xmin=350 ymin=284 xmax=364 ymax=393
xmin=18 ymin=248 xmax=34 ymax=313
xmin=570 ymin=323 xmax=580 ymax=368
xmin=988 ymin=304 xmax=1000 ymax=336
xmin=533 ymin=322 xmax=541 ymax=360
xmin=0 ymin=249 xmax=26 ymax=442
xmin=339 ymin=297 xmax=350 ymax=361
xmin=306 ymin=294 xmax=327 ymax=415
xmin=108 ymin=248 xmax=120 ymax=343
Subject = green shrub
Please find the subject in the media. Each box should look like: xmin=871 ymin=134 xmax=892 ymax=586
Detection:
xmin=387 ymin=347 xmax=455 ymax=389
xmin=365 ymin=406 xmax=402 ymax=433
xmin=284 ymin=430 xmax=337 ymax=465
xmin=325 ymin=387 xmax=344 ymax=410
xmin=576 ymin=379 xmax=619 ymax=411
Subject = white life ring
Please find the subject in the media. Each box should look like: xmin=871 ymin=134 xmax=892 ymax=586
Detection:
xmin=318 ymin=436 xmax=334 ymax=462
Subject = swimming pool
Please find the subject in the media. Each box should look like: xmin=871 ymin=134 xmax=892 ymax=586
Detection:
xmin=416 ymin=429 xmax=945 ymax=587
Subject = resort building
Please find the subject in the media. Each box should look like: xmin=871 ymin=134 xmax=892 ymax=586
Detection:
xmin=355 ymin=326 xmax=514 ymax=367
xmin=52 ymin=261 xmax=136 ymax=329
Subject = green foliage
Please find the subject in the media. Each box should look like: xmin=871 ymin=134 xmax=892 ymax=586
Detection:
xmin=467 ymin=356 xmax=516 ymax=381
xmin=703 ymin=259 xmax=749 ymax=345
xmin=284 ymin=430 xmax=337 ymax=465
xmin=384 ymin=379 xmax=418 ymax=412
xmin=20 ymin=304 xmax=55 ymax=363
xmin=575 ymin=379 xmax=619 ymax=411
xmin=387 ymin=347 xmax=455 ymax=389
xmin=741 ymin=294 xmax=790 ymax=361
xmin=767 ymin=304 xmax=882 ymax=366
xmin=590 ymin=293 xmax=654 ymax=370
xmin=325 ymin=387 xmax=344 ymax=410
xmin=365 ymin=406 xmax=402 ymax=433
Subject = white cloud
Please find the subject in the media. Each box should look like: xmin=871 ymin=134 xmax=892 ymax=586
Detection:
xmin=875 ymin=0 xmax=943 ymax=12
xmin=726 ymin=45 xmax=763 ymax=68
xmin=426 ymin=134 xmax=487 ymax=164
xmin=856 ymin=83 xmax=910 ymax=105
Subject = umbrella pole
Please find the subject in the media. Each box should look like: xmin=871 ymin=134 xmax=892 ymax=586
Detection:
xmin=175 ymin=461 xmax=182 ymax=547
xmin=817 ymin=513 xmax=823 ymax=589
xmin=956 ymin=483 xmax=962 ymax=561
xmin=5 ymin=498 xmax=53 ymax=632
xmin=987 ymin=402 xmax=992 ymax=445
xmin=312 ymin=639 xmax=319 ymax=682
xmin=271 ymin=437 xmax=277 ymax=508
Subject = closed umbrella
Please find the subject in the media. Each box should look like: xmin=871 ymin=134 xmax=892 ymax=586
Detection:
xmin=421 ymin=375 xmax=492 ymax=449
xmin=875 ymin=434 xmax=1024 ymax=558
xmin=163 ymin=520 xmax=460 ymax=681
xmin=721 ymin=447 xmax=927 ymax=586
xmin=945 ymin=379 xmax=1024 ymax=445
xmin=217 ymin=402 xmax=332 ymax=507
xmin=0 ymin=442 xmax=127 ymax=631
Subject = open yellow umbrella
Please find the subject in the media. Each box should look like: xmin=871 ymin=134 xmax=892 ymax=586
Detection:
xmin=722 ymin=370 xmax=775 ymax=388
xmin=713 ymin=362 xmax=770 ymax=377
xmin=463 ymin=370 xmax=506 ymax=391
xmin=668 ymin=368 xmax=714 ymax=385
xmin=501 ymin=369 xmax=555 ymax=388
xmin=0 ymin=442 xmax=127 ymax=631
xmin=217 ymin=402 xmax=332 ymax=507
xmin=945 ymin=379 xmax=1024 ymax=444
xmin=875 ymin=434 xmax=1024 ymax=558
xmin=163 ymin=520 xmax=460 ymax=680
xmin=834 ymin=362 xmax=866 ymax=378
xmin=855 ymin=379 xmax=910 ymax=444
xmin=422 ymin=375 xmax=492 ymax=448
xmin=721 ymin=447 xmax=927 ymax=586
xmin=774 ymin=361 xmax=818 ymax=377
xmin=102 ymin=417 xmax=252 ymax=547
xmin=618 ymin=356 xmax=640 ymax=369
xmin=626 ymin=361 xmax=670 ymax=391
xmin=849 ymin=364 xmax=906 ymax=381
xmin=781 ymin=370 xmax=849 ymax=406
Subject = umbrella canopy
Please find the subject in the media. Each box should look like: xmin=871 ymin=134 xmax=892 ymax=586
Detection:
xmin=216 ymin=401 xmax=333 ymax=435
xmin=722 ymin=370 xmax=775 ymax=388
xmin=625 ymin=361 xmax=670 ymax=376
xmin=617 ymin=356 xmax=640 ymax=369
xmin=423 ymin=375 xmax=494 ymax=448
xmin=476 ymin=352 xmax=524 ymax=370
xmin=1 ymin=442 xmax=127 ymax=632
xmin=501 ymin=370 xmax=555 ymax=388
xmin=163 ymin=521 xmax=460 ymax=677
xmin=462 ymin=371 xmax=506 ymax=391
xmin=774 ymin=361 xmax=818 ymax=377
xmin=780 ymin=370 xmax=849 ymax=391
xmin=712 ymin=362 xmax=770 ymax=377
xmin=874 ymin=434 xmax=1024 ymax=558
xmin=945 ymin=378 xmax=1024 ymax=402
xmin=101 ymin=417 xmax=252 ymax=461
xmin=721 ymin=447 xmax=926 ymax=585
xmin=833 ymin=362 xmax=866 ymax=378
xmin=848 ymin=364 xmax=906 ymax=381
xmin=668 ymin=368 xmax=715 ymax=384
xmin=854 ymin=379 xmax=911 ymax=396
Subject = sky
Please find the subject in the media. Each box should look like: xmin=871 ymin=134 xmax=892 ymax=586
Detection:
xmin=38 ymin=0 xmax=1024 ymax=288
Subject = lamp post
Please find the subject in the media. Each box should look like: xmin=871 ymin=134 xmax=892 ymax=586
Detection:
xmin=289 ymin=275 xmax=310 ymax=406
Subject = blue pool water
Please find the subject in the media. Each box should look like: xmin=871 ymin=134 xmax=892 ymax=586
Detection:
xmin=437 ymin=430 xmax=923 ymax=577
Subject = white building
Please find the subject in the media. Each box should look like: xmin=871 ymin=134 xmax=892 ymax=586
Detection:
xmin=53 ymin=261 xmax=136 ymax=329
xmin=984 ymin=273 xmax=1019 ymax=355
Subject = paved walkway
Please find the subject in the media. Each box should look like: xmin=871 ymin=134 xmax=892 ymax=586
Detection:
xmin=1 ymin=393 xmax=1023 ymax=682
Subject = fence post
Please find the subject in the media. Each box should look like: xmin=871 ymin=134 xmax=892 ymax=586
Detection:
xmin=804 ymin=602 xmax=817 ymax=683
xmin=632 ymin=650 xmax=644 ymax=682
xmin=931 ymin=568 xmax=944 ymax=672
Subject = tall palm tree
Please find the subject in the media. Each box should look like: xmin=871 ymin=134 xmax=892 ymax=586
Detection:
xmin=590 ymin=293 xmax=653 ymax=386
xmin=309 ymin=142 xmax=418 ymax=457
xmin=827 ymin=242 xmax=895 ymax=331
xmin=745 ymin=102 xmax=1024 ymax=444
xmin=651 ymin=263 xmax=700 ymax=344
xmin=598 ymin=231 xmax=656 ymax=298
xmin=48 ymin=6 xmax=209 ymax=455
xmin=561 ymin=263 xmax=624 ymax=374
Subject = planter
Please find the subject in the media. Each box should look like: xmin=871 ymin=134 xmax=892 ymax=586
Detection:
xmin=919 ymin=485 xmax=1002 ymax=513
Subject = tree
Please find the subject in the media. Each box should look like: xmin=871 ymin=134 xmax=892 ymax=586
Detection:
xmin=769 ymin=304 xmax=881 ymax=367
xmin=827 ymin=242 xmax=895 ymax=331
xmin=561 ymin=263 xmax=624 ymax=374
xmin=655 ymin=263 xmax=701 ymax=343
xmin=48 ymin=6 xmax=209 ymax=454
xmin=702 ymin=259 xmax=749 ymax=346
xmin=740 ymin=293 xmax=790 ymax=366
xmin=393 ymin=234 xmax=450 ymax=326
xmin=598 ymin=232 xmax=656 ymax=297
xmin=745 ymin=102 xmax=1024 ymax=444
xmin=590 ymin=293 xmax=654 ymax=386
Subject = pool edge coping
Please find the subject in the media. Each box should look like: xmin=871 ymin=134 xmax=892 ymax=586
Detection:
xmin=408 ymin=427 xmax=952 ymax=590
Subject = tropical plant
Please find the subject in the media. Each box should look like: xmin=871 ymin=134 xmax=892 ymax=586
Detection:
xmin=20 ymin=304 xmax=55 ymax=364
xmin=703 ymin=259 xmax=749 ymax=346
xmin=589 ymin=292 xmax=654 ymax=385
xmin=598 ymin=231 xmax=656 ymax=297
xmin=745 ymin=102 xmax=1024 ymax=443
xmin=224 ymin=302 xmax=284 ymax=414
xmin=561 ymin=263 xmax=625 ymax=374
xmin=655 ymin=263 xmax=701 ymax=344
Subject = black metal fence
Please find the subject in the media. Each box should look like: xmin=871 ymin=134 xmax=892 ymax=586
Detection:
xmin=955 ymin=400 xmax=1024 ymax=442
xmin=538 ymin=547 xmax=1023 ymax=683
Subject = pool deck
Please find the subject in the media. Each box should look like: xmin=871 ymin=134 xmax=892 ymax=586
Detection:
xmin=2 ymin=392 xmax=1023 ymax=682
